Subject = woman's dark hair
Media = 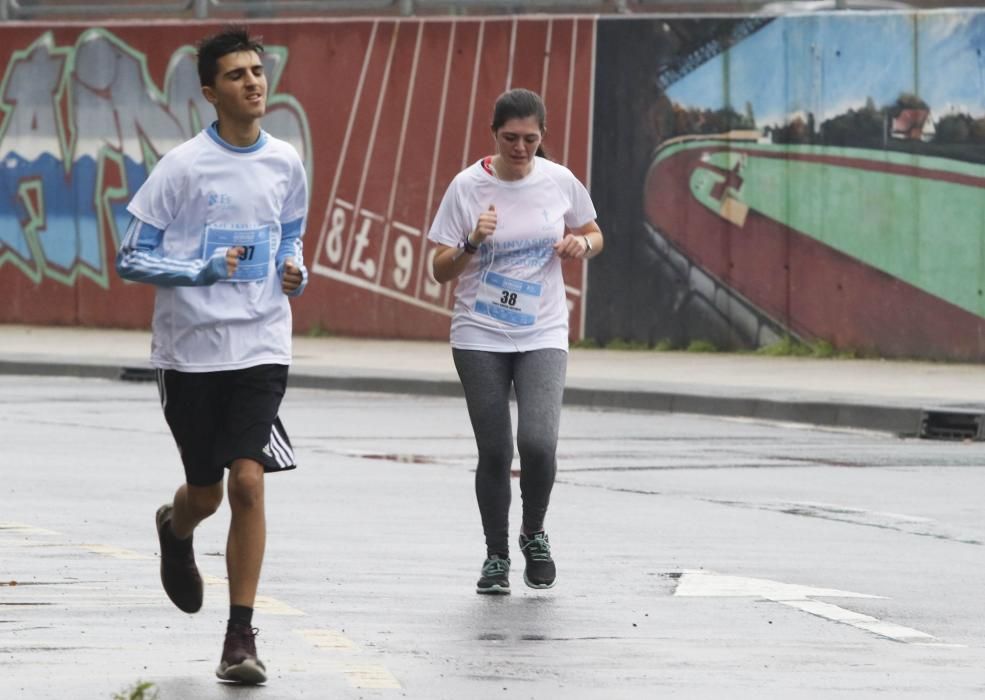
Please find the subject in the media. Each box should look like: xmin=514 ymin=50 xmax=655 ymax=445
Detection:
xmin=492 ymin=88 xmax=547 ymax=157
xmin=197 ymin=27 xmax=264 ymax=88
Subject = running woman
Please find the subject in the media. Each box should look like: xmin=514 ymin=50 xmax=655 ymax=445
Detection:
xmin=116 ymin=27 xmax=308 ymax=684
xmin=427 ymin=88 xmax=604 ymax=594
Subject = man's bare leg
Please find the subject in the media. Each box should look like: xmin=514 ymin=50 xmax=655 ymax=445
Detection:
xmin=226 ymin=458 xmax=265 ymax=606
xmin=215 ymin=458 xmax=268 ymax=683
xmin=171 ymin=481 xmax=224 ymax=539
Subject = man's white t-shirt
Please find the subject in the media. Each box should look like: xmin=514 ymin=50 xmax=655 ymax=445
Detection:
xmin=126 ymin=127 xmax=307 ymax=371
xmin=427 ymin=156 xmax=596 ymax=352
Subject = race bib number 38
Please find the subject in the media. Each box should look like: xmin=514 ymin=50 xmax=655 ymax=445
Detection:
xmin=204 ymin=226 xmax=271 ymax=282
xmin=474 ymin=271 xmax=543 ymax=327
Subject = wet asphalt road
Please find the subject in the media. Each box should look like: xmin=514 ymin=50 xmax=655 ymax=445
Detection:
xmin=1 ymin=376 xmax=984 ymax=699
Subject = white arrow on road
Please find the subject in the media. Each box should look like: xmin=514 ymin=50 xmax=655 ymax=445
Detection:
xmin=672 ymin=570 xmax=961 ymax=647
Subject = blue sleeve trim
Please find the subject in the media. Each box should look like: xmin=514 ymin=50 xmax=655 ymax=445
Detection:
xmin=281 ymin=217 xmax=304 ymax=238
xmin=277 ymin=216 xmax=308 ymax=297
xmin=115 ymin=216 xmax=225 ymax=287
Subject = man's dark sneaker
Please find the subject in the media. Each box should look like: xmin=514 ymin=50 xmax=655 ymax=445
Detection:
xmin=155 ymin=504 xmax=203 ymax=613
xmin=475 ymin=554 xmax=511 ymax=595
xmin=519 ymin=532 xmax=556 ymax=589
xmin=216 ymin=623 xmax=267 ymax=684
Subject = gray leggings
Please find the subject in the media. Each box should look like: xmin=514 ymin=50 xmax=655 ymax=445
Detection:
xmin=452 ymin=348 xmax=567 ymax=557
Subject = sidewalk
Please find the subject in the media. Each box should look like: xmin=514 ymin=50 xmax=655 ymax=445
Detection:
xmin=2 ymin=323 xmax=984 ymax=436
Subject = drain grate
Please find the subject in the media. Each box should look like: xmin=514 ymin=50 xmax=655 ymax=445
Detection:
xmin=918 ymin=409 xmax=985 ymax=441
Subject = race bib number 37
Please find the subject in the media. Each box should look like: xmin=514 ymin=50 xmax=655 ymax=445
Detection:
xmin=204 ymin=226 xmax=271 ymax=282
xmin=474 ymin=271 xmax=543 ymax=327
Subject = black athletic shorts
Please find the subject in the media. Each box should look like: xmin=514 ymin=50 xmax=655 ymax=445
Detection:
xmin=155 ymin=363 xmax=296 ymax=487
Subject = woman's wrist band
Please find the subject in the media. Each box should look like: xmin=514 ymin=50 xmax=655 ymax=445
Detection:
xmin=461 ymin=237 xmax=479 ymax=254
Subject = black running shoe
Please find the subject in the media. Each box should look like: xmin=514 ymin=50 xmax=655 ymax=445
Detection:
xmin=155 ymin=504 xmax=203 ymax=613
xmin=476 ymin=554 xmax=511 ymax=595
xmin=216 ymin=623 xmax=267 ymax=684
xmin=519 ymin=532 xmax=556 ymax=589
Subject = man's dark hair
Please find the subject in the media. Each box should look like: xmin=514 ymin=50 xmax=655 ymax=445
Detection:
xmin=197 ymin=27 xmax=264 ymax=88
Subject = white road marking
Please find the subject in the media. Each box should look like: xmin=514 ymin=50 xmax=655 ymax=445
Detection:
xmin=673 ymin=570 xmax=961 ymax=647
xmin=674 ymin=570 xmax=880 ymax=600
xmin=784 ymin=599 xmax=936 ymax=643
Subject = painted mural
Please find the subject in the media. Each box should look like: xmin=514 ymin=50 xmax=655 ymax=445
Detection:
xmin=4 ymin=14 xmax=984 ymax=359
xmin=0 ymin=19 xmax=595 ymax=339
xmin=591 ymin=11 xmax=985 ymax=360
xmin=0 ymin=28 xmax=308 ymax=297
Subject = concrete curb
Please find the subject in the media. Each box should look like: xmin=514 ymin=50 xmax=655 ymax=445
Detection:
xmin=561 ymin=386 xmax=925 ymax=436
xmin=0 ymin=360 xmax=122 ymax=380
xmin=1 ymin=359 xmax=927 ymax=437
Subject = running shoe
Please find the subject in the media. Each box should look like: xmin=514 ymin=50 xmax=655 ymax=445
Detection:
xmin=519 ymin=531 xmax=556 ymax=589
xmin=476 ymin=554 xmax=511 ymax=595
xmin=216 ymin=623 xmax=267 ymax=684
xmin=155 ymin=504 xmax=203 ymax=613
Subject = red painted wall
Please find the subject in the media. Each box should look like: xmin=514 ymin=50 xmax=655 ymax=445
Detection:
xmin=0 ymin=17 xmax=595 ymax=339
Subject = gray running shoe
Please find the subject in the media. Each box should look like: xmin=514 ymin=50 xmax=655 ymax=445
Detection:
xmin=476 ymin=554 xmax=511 ymax=595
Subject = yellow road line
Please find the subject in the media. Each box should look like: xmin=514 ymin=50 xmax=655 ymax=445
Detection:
xmin=338 ymin=664 xmax=402 ymax=689
xmin=80 ymin=544 xmax=153 ymax=560
xmin=298 ymin=628 xmax=357 ymax=650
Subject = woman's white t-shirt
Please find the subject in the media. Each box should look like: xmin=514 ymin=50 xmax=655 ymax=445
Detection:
xmin=126 ymin=128 xmax=307 ymax=371
xmin=427 ymin=156 xmax=596 ymax=352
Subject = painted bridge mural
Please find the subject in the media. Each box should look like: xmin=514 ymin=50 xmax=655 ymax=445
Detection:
xmin=2 ymin=14 xmax=984 ymax=360
xmin=592 ymin=11 xmax=985 ymax=360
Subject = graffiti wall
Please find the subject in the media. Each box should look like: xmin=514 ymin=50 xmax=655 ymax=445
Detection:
xmin=591 ymin=11 xmax=985 ymax=361
xmin=4 ymin=12 xmax=985 ymax=360
xmin=0 ymin=18 xmax=594 ymax=338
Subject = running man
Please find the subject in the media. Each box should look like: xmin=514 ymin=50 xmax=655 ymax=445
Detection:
xmin=116 ymin=27 xmax=308 ymax=685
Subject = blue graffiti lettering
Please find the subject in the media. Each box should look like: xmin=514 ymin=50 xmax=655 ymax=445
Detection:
xmin=0 ymin=30 xmax=311 ymax=288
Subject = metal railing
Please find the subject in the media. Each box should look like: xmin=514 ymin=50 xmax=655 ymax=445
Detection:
xmin=7 ymin=0 xmax=196 ymax=17
xmin=1 ymin=0 xmax=405 ymax=19
xmin=2 ymin=0 xmax=967 ymax=19
xmin=199 ymin=0 xmax=404 ymax=17
xmin=0 ymin=0 xmax=624 ymax=20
